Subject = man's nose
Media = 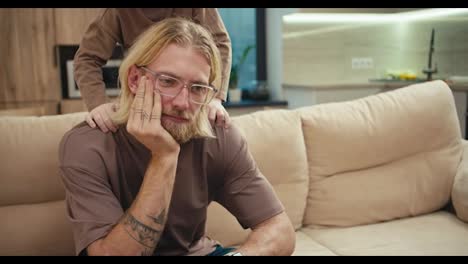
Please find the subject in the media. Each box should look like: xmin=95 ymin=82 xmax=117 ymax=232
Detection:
xmin=171 ymin=85 xmax=190 ymax=110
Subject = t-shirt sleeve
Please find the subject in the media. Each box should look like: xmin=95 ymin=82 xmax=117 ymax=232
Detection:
xmin=73 ymin=8 xmax=122 ymax=111
xmin=214 ymin=125 xmax=284 ymax=229
xmin=59 ymin=128 xmax=123 ymax=256
xmin=193 ymin=8 xmax=231 ymax=101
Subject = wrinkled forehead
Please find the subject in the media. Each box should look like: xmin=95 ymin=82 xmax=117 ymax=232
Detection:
xmin=148 ymin=44 xmax=211 ymax=84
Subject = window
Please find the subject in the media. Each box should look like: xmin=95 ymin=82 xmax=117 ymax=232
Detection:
xmin=219 ymin=8 xmax=266 ymax=90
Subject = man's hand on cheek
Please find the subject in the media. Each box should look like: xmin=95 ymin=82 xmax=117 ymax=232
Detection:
xmin=127 ymin=76 xmax=180 ymax=157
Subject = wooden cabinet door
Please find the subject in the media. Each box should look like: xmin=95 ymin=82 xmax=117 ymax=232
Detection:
xmin=0 ymin=8 xmax=60 ymax=103
xmin=54 ymin=8 xmax=103 ymax=45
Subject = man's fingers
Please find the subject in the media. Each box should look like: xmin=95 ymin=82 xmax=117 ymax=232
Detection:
xmin=103 ymin=108 xmax=118 ymax=132
xmin=215 ymin=110 xmax=225 ymax=127
xmin=151 ymin=81 xmax=162 ymax=122
xmin=85 ymin=114 xmax=96 ymax=128
xmin=102 ymin=115 xmax=117 ymax=133
xmin=142 ymin=78 xmax=154 ymax=127
xmin=223 ymin=110 xmax=232 ymax=129
xmin=93 ymin=113 xmax=109 ymax=133
xmin=130 ymin=76 xmax=146 ymax=121
xmin=127 ymin=76 xmax=146 ymax=127
xmin=208 ymin=107 xmax=217 ymax=127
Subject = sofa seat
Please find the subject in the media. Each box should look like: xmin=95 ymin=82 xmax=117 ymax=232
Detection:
xmin=292 ymin=231 xmax=337 ymax=256
xmin=1 ymin=81 xmax=468 ymax=255
xmin=301 ymin=211 xmax=468 ymax=255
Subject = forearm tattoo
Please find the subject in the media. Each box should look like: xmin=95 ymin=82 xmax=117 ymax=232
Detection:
xmin=140 ymin=247 xmax=154 ymax=256
xmin=147 ymin=208 xmax=166 ymax=225
xmin=121 ymin=212 xmax=164 ymax=251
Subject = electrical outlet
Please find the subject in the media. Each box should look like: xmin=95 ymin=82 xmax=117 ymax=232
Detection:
xmin=351 ymin=58 xmax=360 ymax=69
xmin=362 ymin=57 xmax=373 ymax=68
xmin=352 ymin=57 xmax=374 ymax=69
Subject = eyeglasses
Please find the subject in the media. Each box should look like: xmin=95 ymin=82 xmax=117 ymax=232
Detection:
xmin=139 ymin=66 xmax=218 ymax=105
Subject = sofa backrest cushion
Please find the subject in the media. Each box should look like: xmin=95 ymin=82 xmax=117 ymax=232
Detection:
xmin=0 ymin=112 xmax=87 ymax=255
xmin=452 ymin=141 xmax=468 ymax=223
xmin=298 ymin=80 xmax=462 ymax=227
xmin=206 ymin=109 xmax=309 ymax=246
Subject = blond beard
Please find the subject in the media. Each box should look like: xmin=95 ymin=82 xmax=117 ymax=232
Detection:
xmin=161 ymin=108 xmax=214 ymax=144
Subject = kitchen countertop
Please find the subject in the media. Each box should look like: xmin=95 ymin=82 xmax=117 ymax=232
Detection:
xmin=370 ymin=79 xmax=468 ymax=92
xmin=283 ymin=80 xmax=468 ymax=92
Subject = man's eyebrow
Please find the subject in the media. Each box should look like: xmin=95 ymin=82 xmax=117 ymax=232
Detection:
xmin=159 ymin=71 xmax=208 ymax=85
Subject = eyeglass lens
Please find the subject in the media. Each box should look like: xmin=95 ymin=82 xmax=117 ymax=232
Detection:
xmin=154 ymin=75 xmax=214 ymax=104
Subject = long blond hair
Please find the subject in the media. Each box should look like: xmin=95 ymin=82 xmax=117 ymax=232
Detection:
xmin=111 ymin=17 xmax=222 ymax=138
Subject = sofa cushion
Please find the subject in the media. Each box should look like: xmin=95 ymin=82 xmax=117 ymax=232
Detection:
xmin=293 ymin=231 xmax=337 ymax=256
xmin=206 ymin=109 xmax=309 ymax=246
xmin=232 ymin=109 xmax=309 ymax=229
xmin=452 ymin=140 xmax=468 ymax=222
xmin=298 ymin=80 xmax=462 ymax=227
xmin=301 ymin=211 xmax=468 ymax=255
xmin=0 ymin=112 xmax=87 ymax=206
xmin=205 ymin=201 xmax=251 ymax=247
xmin=0 ymin=200 xmax=75 ymax=255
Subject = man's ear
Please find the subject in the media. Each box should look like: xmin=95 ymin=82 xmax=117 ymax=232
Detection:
xmin=128 ymin=65 xmax=141 ymax=94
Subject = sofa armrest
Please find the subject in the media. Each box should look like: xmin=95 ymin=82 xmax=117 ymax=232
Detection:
xmin=452 ymin=140 xmax=468 ymax=222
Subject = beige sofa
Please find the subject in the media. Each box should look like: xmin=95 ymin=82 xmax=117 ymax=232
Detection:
xmin=1 ymin=80 xmax=467 ymax=255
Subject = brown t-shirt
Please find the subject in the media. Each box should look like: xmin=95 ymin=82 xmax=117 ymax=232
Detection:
xmin=74 ymin=8 xmax=232 ymax=111
xmin=59 ymin=122 xmax=284 ymax=256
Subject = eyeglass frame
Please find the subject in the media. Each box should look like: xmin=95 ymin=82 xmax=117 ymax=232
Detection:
xmin=137 ymin=66 xmax=218 ymax=105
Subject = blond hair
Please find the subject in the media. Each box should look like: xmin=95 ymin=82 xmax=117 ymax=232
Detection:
xmin=111 ymin=17 xmax=221 ymax=139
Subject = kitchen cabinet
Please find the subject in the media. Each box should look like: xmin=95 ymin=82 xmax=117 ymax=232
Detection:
xmin=298 ymin=8 xmax=422 ymax=13
xmin=60 ymin=99 xmax=88 ymax=114
xmin=54 ymin=8 xmax=103 ymax=45
xmin=0 ymin=8 xmax=60 ymax=104
xmin=0 ymin=102 xmax=58 ymax=116
xmin=0 ymin=8 xmax=103 ymax=114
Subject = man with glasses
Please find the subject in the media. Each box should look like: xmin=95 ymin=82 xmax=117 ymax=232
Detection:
xmin=59 ymin=17 xmax=295 ymax=256
xmin=74 ymin=8 xmax=232 ymax=134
